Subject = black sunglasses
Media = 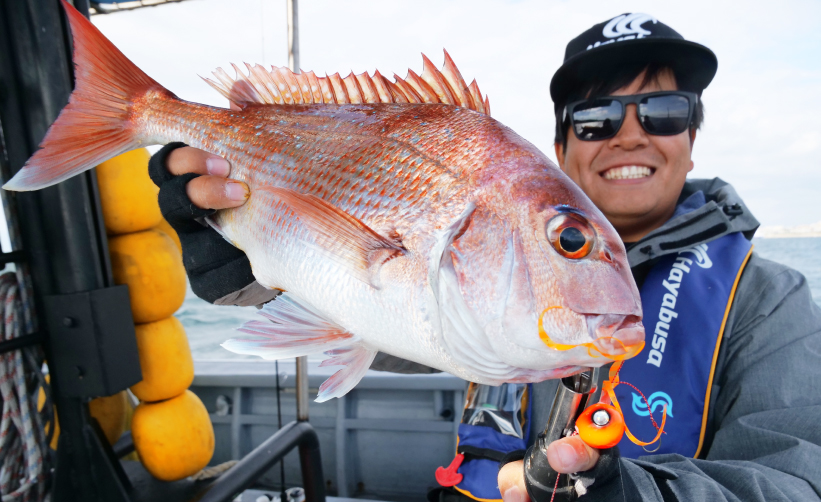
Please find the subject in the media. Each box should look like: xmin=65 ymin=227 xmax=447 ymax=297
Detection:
xmin=564 ymin=91 xmax=698 ymax=142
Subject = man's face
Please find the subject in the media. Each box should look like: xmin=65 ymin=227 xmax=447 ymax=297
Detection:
xmin=555 ymin=70 xmax=695 ymax=242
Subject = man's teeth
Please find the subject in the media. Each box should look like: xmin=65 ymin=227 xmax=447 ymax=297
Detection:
xmin=603 ymin=166 xmax=653 ymax=180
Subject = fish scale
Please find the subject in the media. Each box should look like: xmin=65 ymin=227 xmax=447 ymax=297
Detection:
xmin=6 ymin=0 xmax=647 ymax=401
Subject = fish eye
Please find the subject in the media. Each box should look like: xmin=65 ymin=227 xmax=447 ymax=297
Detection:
xmin=560 ymin=227 xmax=585 ymax=252
xmin=546 ymin=213 xmax=595 ymax=259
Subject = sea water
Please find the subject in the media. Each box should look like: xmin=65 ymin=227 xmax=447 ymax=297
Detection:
xmin=184 ymin=237 xmax=821 ymax=360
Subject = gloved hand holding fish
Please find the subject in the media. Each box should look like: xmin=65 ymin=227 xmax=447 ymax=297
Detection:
xmin=5 ymin=1 xmax=646 ymax=402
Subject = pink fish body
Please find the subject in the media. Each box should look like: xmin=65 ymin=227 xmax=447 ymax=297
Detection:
xmin=6 ymin=1 xmax=644 ymax=401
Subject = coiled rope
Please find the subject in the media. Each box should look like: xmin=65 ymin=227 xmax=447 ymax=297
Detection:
xmin=0 ymin=271 xmax=49 ymax=502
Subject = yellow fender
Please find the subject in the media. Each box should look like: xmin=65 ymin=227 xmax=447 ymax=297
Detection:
xmin=130 ymin=317 xmax=194 ymax=403
xmin=96 ymin=148 xmax=162 ymax=235
xmin=132 ymin=390 xmax=215 ymax=481
xmin=109 ymin=229 xmax=186 ymax=324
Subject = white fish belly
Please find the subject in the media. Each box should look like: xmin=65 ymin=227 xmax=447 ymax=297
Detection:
xmin=214 ymin=197 xmax=461 ymax=375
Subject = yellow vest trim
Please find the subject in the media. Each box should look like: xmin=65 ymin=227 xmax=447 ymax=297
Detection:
xmin=453 ymin=485 xmax=503 ymax=502
xmin=693 ymin=245 xmax=754 ymax=458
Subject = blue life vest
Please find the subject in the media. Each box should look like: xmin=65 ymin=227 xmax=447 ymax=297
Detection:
xmin=451 ymin=420 xmax=530 ymax=501
xmin=437 ymin=384 xmax=531 ymax=502
xmin=440 ymin=232 xmax=752 ymax=500
xmin=614 ymin=232 xmax=752 ymax=458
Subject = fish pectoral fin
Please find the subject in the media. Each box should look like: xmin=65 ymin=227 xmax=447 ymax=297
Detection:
xmin=316 ymin=345 xmax=378 ymax=402
xmin=258 ymin=186 xmax=405 ymax=288
xmin=222 ymin=293 xmax=354 ymax=359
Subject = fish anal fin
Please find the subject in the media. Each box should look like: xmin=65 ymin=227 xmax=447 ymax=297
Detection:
xmin=206 ymin=51 xmax=490 ymax=115
xmin=223 ymin=293 xmax=354 ymax=360
xmin=316 ymin=345 xmax=377 ymax=402
xmin=258 ymin=186 xmax=405 ymax=287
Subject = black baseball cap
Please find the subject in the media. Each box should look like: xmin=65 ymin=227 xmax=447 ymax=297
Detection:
xmin=550 ymin=13 xmax=718 ymax=106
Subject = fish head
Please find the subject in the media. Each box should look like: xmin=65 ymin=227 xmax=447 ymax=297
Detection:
xmin=445 ymin=141 xmax=644 ymax=382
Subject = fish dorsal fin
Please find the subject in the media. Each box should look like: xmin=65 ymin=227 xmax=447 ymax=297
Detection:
xmin=203 ymin=49 xmax=490 ymax=116
xmin=258 ymin=186 xmax=406 ymax=288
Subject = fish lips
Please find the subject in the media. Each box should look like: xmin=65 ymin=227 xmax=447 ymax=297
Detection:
xmin=536 ymin=307 xmax=645 ymax=360
xmin=583 ymin=313 xmax=645 ymax=359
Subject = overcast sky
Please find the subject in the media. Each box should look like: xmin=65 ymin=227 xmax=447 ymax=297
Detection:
xmin=91 ymin=0 xmax=821 ymax=227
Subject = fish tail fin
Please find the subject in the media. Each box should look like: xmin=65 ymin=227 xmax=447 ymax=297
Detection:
xmin=3 ymin=0 xmax=169 ymax=191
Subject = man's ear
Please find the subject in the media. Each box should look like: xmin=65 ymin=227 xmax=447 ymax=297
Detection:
xmin=688 ymin=129 xmax=697 ymax=173
xmin=554 ymin=142 xmax=566 ymax=170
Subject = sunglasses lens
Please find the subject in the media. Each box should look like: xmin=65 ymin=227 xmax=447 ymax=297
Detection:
xmin=638 ymin=95 xmax=691 ymax=135
xmin=571 ymin=99 xmax=623 ymax=141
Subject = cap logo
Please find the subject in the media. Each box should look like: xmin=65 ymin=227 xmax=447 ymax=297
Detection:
xmin=587 ymin=13 xmax=657 ymax=50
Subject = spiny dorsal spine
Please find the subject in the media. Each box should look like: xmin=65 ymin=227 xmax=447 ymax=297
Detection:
xmin=203 ymin=50 xmax=490 ymax=116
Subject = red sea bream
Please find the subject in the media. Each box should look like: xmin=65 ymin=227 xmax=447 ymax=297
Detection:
xmin=5 ymin=1 xmax=645 ymax=401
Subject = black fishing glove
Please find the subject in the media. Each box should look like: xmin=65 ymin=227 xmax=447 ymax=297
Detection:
xmin=148 ymin=142 xmax=278 ymax=306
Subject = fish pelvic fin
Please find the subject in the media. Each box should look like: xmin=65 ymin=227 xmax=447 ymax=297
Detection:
xmin=316 ymin=345 xmax=377 ymax=402
xmin=257 ymin=186 xmax=406 ymax=288
xmin=224 ymin=292 xmax=376 ymax=401
xmin=3 ymin=0 xmax=168 ymax=191
xmin=223 ymin=293 xmax=354 ymax=359
xmin=203 ymin=49 xmax=490 ymax=116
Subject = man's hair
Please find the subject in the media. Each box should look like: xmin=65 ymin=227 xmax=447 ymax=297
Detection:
xmin=554 ymin=61 xmax=705 ymax=149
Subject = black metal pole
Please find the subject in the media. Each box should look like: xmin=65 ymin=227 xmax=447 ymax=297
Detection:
xmin=197 ymin=421 xmax=326 ymax=502
xmin=0 ymin=332 xmax=45 ymax=354
xmin=0 ymin=1 xmax=134 ymax=501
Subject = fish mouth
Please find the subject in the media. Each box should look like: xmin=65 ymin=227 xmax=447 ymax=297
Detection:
xmin=538 ymin=309 xmax=645 ymax=362
xmin=584 ymin=313 xmax=644 ymax=360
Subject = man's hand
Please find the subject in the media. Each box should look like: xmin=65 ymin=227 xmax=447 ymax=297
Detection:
xmin=149 ymin=143 xmax=261 ymax=304
xmin=498 ymin=436 xmax=600 ymax=502
xmin=165 ymin=146 xmax=248 ymax=209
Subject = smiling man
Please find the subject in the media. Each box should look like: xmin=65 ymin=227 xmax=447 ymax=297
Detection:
xmin=495 ymin=13 xmax=821 ymax=502
xmin=555 ymin=68 xmax=697 ymax=243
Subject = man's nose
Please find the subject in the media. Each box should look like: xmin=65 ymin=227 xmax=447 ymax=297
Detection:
xmin=608 ymin=103 xmax=648 ymax=150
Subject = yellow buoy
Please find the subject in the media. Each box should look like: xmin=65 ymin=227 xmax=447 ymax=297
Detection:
xmin=109 ymin=229 xmax=186 ymax=324
xmin=130 ymin=317 xmax=194 ymax=403
xmin=96 ymin=148 xmax=162 ymax=235
xmin=154 ymin=218 xmax=182 ymax=254
xmin=132 ymin=390 xmax=215 ymax=481
xmin=38 ymin=384 xmax=129 ymax=449
xmin=89 ymin=391 xmax=129 ymax=445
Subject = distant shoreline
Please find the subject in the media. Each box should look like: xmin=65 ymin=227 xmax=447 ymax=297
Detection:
xmin=756 ymin=222 xmax=821 ymax=239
